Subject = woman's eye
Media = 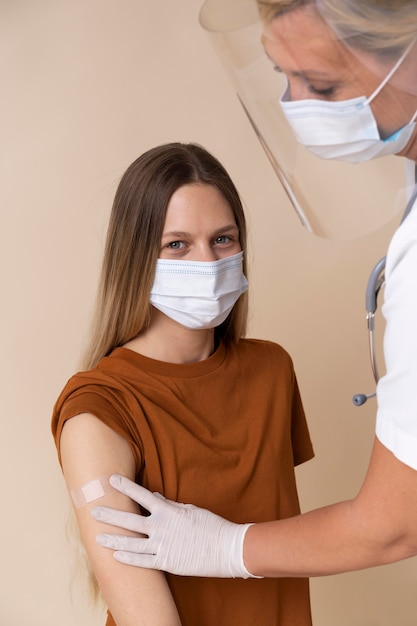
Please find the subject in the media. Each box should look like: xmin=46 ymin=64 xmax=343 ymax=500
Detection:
xmin=214 ymin=236 xmax=231 ymax=245
xmin=308 ymin=84 xmax=335 ymax=97
xmin=167 ymin=241 xmax=185 ymax=249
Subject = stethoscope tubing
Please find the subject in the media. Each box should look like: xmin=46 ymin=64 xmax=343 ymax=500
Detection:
xmin=354 ymin=179 xmax=417 ymax=406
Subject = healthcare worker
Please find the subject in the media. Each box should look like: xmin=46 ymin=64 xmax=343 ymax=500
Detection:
xmin=92 ymin=0 xmax=417 ymax=581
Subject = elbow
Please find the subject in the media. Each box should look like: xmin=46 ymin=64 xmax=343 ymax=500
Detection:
xmin=382 ymin=541 xmax=417 ymax=566
xmin=391 ymin=532 xmax=417 ymax=562
xmin=371 ymin=524 xmax=417 ymax=566
xmin=349 ymin=495 xmax=417 ymax=568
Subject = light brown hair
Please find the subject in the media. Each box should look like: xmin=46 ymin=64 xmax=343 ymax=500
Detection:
xmin=82 ymin=143 xmax=248 ymax=370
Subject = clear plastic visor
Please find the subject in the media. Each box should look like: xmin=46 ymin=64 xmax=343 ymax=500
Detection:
xmin=316 ymin=0 xmax=417 ymax=98
xmin=199 ymin=0 xmax=417 ymax=240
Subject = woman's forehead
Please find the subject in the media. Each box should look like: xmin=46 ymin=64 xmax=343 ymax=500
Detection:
xmin=262 ymin=5 xmax=390 ymax=80
xmin=262 ymin=1 xmax=417 ymax=95
xmin=262 ymin=3 xmax=336 ymax=43
xmin=262 ymin=7 xmax=358 ymax=75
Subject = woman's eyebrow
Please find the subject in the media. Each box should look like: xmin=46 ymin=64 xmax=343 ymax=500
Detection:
xmin=214 ymin=224 xmax=239 ymax=233
xmin=161 ymin=231 xmax=192 ymax=239
xmin=292 ymin=68 xmax=335 ymax=78
xmin=263 ymin=49 xmax=335 ymax=79
xmin=162 ymin=225 xmax=239 ymax=239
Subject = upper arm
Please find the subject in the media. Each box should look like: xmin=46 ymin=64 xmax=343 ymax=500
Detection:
xmin=60 ymin=413 xmax=181 ymax=626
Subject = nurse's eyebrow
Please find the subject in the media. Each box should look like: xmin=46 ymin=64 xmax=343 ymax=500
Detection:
xmin=264 ymin=50 xmax=335 ymax=79
xmin=292 ymin=68 xmax=335 ymax=78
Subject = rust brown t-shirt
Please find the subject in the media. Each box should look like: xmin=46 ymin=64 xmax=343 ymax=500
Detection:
xmin=52 ymin=338 xmax=314 ymax=626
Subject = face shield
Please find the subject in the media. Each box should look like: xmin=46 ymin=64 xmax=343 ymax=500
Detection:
xmin=199 ymin=0 xmax=417 ymax=240
xmin=316 ymin=0 xmax=417 ymax=98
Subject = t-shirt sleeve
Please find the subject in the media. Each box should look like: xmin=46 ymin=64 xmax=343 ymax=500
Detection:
xmin=51 ymin=372 xmax=144 ymax=473
xmin=291 ymin=373 xmax=315 ymax=467
xmin=260 ymin=340 xmax=314 ymax=468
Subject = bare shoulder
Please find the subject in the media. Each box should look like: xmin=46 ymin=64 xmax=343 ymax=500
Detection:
xmin=60 ymin=412 xmax=135 ymax=489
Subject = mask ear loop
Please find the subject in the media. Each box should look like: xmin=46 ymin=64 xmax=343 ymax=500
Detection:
xmin=365 ymin=37 xmax=417 ymax=106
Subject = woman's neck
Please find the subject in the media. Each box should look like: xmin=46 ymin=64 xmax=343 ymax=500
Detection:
xmin=123 ymin=310 xmax=216 ymax=364
xmin=400 ymin=135 xmax=417 ymax=162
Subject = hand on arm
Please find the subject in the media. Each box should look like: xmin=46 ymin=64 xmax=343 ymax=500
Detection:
xmin=92 ymin=475 xmax=257 ymax=578
xmin=60 ymin=413 xmax=181 ymax=626
xmin=92 ymin=437 xmax=417 ymax=579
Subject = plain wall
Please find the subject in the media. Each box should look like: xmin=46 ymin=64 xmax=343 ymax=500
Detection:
xmin=1 ymin=1 xmax=416 ymax=624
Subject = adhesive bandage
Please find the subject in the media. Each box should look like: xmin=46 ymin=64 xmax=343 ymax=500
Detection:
xmin=71 ymin=475 xmax=115 ymax=508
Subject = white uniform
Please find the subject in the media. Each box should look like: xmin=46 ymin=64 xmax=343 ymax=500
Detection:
xmin=376 ymin=197 xmax=417 ymax=470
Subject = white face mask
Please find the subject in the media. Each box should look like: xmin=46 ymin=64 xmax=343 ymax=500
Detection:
xmin=150 ymin=251 xmax=248 ymax=330
xmin=279 ymin=42 xmax=417 ymax=164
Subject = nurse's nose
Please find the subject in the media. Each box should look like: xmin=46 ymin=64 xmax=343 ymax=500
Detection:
xmin=283 ymin=79 xmax=309 ymax=102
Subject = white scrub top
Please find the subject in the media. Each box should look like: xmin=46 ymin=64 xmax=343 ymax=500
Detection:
xmin=376 ymin=196 xmax=417 ymax=470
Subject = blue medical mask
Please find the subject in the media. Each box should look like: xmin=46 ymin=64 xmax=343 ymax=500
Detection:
xmin=150 ymin=251 xmax=248 ymax=330
xmin=279 ymin=43 xmax=417 ymax=164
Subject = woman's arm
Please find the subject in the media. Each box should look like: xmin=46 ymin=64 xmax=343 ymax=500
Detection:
xmin=91 ymin=436 xmax=417 ymax=579
xmin=245 ymin=435 xmax=417 ymax=577
xmin=60 ymin=412 xmax=181 ymax=626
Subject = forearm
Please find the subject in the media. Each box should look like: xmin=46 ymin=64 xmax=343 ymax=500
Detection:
xmin=244 ymin=499 xmax=412 ymax=578
xmin=245 ymin=438 xmax=417 ymax=578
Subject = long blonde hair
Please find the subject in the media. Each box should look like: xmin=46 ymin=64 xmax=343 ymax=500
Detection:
xmin=256 ymin=0 xmax=417 ymax=58
xmin=82 ymin=143 xmax=248 ymax=371
xmin=256 ymin=0 xmax=310 ymax=21
xmin=317 ymin=0 xmax=417 ymax=58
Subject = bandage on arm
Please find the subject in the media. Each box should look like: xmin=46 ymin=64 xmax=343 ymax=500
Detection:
xmin=71 ymin=474 xmax=115 ymax=508
xmin=93 ymin=475 xmax=260 ymax=579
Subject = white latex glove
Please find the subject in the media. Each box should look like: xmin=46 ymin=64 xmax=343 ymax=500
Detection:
xmin=91 ymin=475 xmax=259 ymax=578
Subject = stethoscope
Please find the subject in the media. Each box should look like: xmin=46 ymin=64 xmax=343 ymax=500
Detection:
xmin=353 ymin=179 xmax=417 ymax=406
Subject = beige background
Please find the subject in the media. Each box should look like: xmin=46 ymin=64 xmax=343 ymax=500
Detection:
xmin=2 ymin=1 xmax=416 ymax=624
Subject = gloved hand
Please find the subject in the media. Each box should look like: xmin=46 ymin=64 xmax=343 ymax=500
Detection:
xmin=91 ymin=474 xmax=259 ymax=578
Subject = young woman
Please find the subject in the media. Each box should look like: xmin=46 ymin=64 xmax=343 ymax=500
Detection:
xmin=51 ymin=142 xmax=314 ymax=625
xmin=90 ymin=0 xmax=417 ymax=586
